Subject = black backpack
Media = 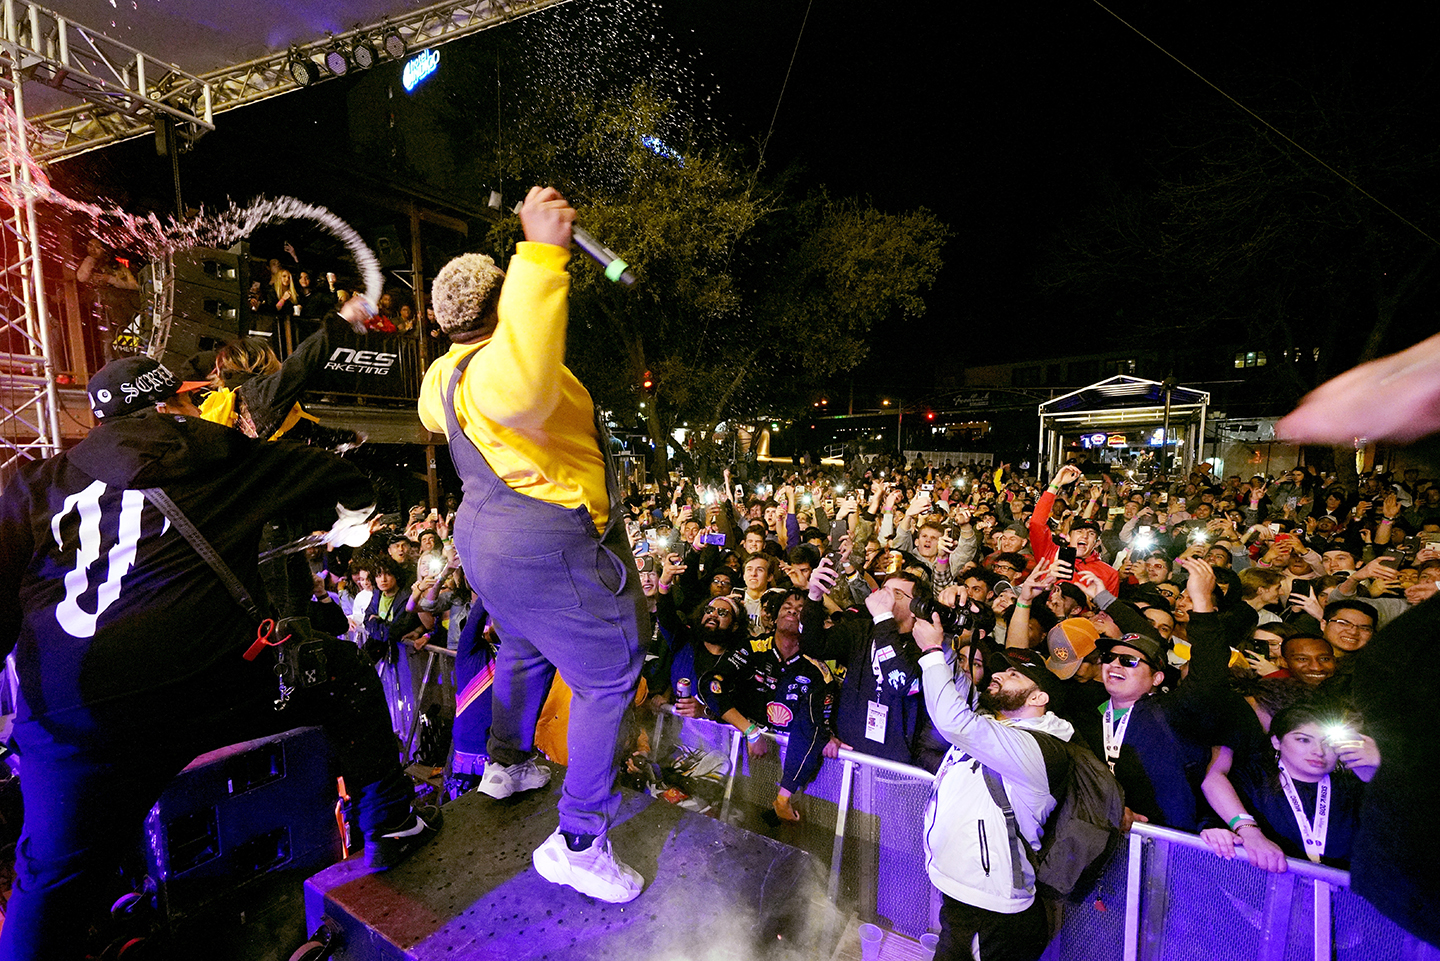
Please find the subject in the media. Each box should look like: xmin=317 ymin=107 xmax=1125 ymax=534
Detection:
xmin=981 ymin=728 xmax=1125 ymax=900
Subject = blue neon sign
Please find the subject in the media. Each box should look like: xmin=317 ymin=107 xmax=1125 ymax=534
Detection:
xmin=403 ymin=49 xmax=439 ymax=92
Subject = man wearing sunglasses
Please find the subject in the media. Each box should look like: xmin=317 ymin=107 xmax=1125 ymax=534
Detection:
xmin=1074 ymin=558 xmax=1236 ymax=833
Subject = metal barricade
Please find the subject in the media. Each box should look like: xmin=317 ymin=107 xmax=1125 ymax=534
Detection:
xmin=381 ymin=643 xmax=457 ymax=762
xmin=648 ymin=706 xmax=939 ymax=939
xmin=646 ymin=709 xmax=1436 ymax=959
xmin=385 ymin=676 xmax=1433 ymax=960
xmin=1122 ymin=823 xmax=1439 ymax=961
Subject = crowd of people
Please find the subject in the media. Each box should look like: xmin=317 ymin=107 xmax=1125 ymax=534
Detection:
xmin=583 ymin=453 xmax=1427 ymax=956
xmin=283 ymin=445 xmax=1432 ymax=956
xmin=249 ymin=245 xmax=445 ymax=347
xmin=18 ymin=202 xmax=1428 ymax=958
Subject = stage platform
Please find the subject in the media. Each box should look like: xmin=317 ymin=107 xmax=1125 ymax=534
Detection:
xmin=304 ymin=771 xmax=847 ymax=960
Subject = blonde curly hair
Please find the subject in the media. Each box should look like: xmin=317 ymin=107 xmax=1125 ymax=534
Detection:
xmin=431 ymin=253 xmax=505 ymax=338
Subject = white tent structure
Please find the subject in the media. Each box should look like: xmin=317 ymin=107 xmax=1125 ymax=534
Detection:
xmin=1037 ymin=375 xmax=1210 ymax=478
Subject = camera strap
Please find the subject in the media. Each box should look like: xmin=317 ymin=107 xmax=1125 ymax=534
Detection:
xmin=140 ymin=487 xmax=263 ymax=622
xmin=141 ymin=488 xmax=318 ymax=711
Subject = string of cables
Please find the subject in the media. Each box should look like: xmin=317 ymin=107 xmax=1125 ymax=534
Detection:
xmin=756 ymin=0 xmax=817 ymax=176
xmin=1088 ymin=0 xmax=1440 ymax=251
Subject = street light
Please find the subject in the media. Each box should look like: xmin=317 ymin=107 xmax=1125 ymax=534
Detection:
xmin=883 ymin=398 xmax=902 ymax=455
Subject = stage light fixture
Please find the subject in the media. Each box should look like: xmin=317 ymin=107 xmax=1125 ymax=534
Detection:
xmin=351 ymin=37 xmax=378 ymax=70
xmin=382 ymin=28 xmax=407 ymax=59
xmin=287 ymin=50 xmax=319 ymax=87
xmin=324 ymin=43 xmax=350 ymax=76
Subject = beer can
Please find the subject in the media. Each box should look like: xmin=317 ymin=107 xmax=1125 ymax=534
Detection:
xmin=675 ymin=678 xmax=693 ymax=699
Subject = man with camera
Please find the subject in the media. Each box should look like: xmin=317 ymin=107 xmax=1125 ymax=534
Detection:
xmin=912 ymin=593 xmax=1075 ymax=961
xmin=800 ymin=561 xmax=955 ymax=772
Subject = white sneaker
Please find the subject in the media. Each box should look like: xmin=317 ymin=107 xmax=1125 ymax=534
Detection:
xmin=477 ymin=757 xmax=552 ymax=800
xmin=532 ymin=829 xmax=644 ymax=903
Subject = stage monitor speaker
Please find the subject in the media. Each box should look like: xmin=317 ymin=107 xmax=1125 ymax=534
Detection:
xmin=143 ymin=726 xmax=339 ymax=924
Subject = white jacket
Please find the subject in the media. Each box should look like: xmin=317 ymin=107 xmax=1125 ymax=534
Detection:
xmin=919 ymin=650 xmax=1075 ymax=914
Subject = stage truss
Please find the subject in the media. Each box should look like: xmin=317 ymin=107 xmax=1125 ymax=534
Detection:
xmin=0 ymin=0 xmax=568 ymax=479
xmin=27 ymin=0 xmax=573 ymax=163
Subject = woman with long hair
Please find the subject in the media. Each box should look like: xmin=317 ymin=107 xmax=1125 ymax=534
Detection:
xmin=1200 ymin=700 xmax=1378 ymax=870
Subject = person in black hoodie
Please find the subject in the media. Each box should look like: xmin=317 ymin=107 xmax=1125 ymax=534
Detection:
xmin=0 ymin=357 xmax=436 ymax=960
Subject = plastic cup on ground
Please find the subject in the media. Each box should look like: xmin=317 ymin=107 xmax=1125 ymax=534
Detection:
xmin=919 ymin=931 xmax=940 ymax=959
xmin=858 ymin=922 xmax=884 ymax=961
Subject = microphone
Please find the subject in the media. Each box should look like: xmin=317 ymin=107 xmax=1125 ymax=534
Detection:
xmin=571 ymin=225 xmax=636 ymax=286
xmin=512 ymin=200 xmax=636 ymax=285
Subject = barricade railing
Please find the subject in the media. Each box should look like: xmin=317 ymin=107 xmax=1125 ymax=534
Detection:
xmin=650 ymin=705 xmax=939 ymax=937
xmin=377 ymin=642 xmax=456 ymax=762
xmin=644 ymin=708 xmax=1433 ymax=960
xmin=405 ymin=644 xmax=457 ymax=759
xmin=1118 ymin=823 xmax=1437 ymax=961
xmin=389 ymin=662 xmax=1434 ymax=961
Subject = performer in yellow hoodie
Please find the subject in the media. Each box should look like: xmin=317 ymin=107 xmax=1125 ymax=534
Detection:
xmin=418 ymin=186 xmax=648 ymax=904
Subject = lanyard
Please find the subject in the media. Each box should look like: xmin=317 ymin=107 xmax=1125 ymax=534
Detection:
xmin=1102 ymin=701 xmax=1133 ymax=773
xmin=1278 ymin=769 xmax=1330 ymax=863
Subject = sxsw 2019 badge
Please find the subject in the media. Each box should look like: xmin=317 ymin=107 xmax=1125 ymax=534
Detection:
xmin=766 ymin=702 xmax=793 ymax=727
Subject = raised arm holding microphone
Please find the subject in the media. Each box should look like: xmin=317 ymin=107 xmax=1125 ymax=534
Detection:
xmin=417 ymin=186 xmax=649 ymax=903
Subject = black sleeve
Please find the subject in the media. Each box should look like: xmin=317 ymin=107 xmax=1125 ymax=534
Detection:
xmin=253 ymin=442 xmax=376 ymax=519
xmin=655 ymin=589 xmax=684 ymax=653
xmin=1100 ymin=595 xmax=1165 ymax=643
xmin=1183 ymin=611 xmax=1231 ymax=692
xmin=236 ymin=315 xmax=343 ymax=439
xmin=800 ymin=597 xmax=867 ymax=663
xmin=1168 ymin=610 xmax=1236 ymax=743
xmin=0 ymin=466 xmax=40 ymax=657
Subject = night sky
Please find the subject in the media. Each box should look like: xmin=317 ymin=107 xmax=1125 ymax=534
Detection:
xmin=46 ymin=1 xmax=1440 ymax=389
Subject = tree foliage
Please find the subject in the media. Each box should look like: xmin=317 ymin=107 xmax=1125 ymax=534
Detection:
xmin=493 ymin=82 xmax=949 ymax=473
xmin=1042 ymin=68 xmax=1440 ymax=417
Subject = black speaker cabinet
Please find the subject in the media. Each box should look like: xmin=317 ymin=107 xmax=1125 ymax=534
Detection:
xmin=142 ymin=726 xmax=340 ymax=923
xmin=172 ymin=246 xmax=246 ymax=294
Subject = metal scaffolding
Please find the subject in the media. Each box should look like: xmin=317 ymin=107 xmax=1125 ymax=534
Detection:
xmin=27 ymin=0 xmax=572 ymax=162
xmin=0 ymin=0 xmax=570 ymax=478
xmin=0 ymin=0 xmax=220 ymax=477
xmin=0 ymin=20 xmax=61 ymax=474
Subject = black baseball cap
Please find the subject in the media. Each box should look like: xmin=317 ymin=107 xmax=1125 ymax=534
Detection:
xmin=87 ymin=356 xmax=209 ymax=420
xmin=1097 ymin=631 xmax=1166 ymax=670
xmin=1004 ymin=650 xmax=1067 ymax=714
